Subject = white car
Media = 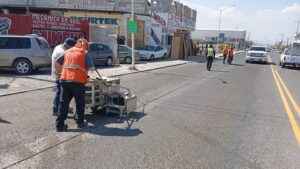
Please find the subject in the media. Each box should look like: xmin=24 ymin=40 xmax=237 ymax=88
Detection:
xmin=245 ymin=46 xmax=268 ymax=64
xmin=139 ymin=45 xmax=168 ymax=61
xmin=279 ymin=48 xmax=300 ymax=68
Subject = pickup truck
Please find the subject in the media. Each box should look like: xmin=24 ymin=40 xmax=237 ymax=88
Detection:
xmin=245 ymin=46 xmax=268 ymax=64
xmin=279 ymin=48 xmax=300 ymax=68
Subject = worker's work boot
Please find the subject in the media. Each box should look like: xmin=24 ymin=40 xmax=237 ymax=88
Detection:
xmin=77 ymin=121 xmax=87 ymax=129
xmin=56 ymin=124 xmax=68 ymax=132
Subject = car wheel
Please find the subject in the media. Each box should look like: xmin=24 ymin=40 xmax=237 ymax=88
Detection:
xmin=106 ymin=57 xmax=113 ymax=66
xmin=150 ymin=55 xmax=154 ymax=61
xmin=13 ymin=59 xmax=33 ymax=75
xmin=245 ymin=60 xmax=249 ymax=63
xmin=124 ymin=57 xmax=132 ymax=64
xmin=281 ymin=63 xmax=285 ymax=68
xmin=279 ymin=61 xmax=281 ymax=66
xmin=163 ymin=53 xmax=167 ymax=60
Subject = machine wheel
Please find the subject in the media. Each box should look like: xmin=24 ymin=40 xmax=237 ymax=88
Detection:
xmin=13 ymin=59 xmax=33 ymax=75
xmin=106 ymin=57 xmax=113 ymax=66
xmin=150 ymin=55 xmax=154 ymax=61
xmin=91 ymin=106 xmax=98 ymax=112
xmin=124 ymin=57 xmax=132 ymax=64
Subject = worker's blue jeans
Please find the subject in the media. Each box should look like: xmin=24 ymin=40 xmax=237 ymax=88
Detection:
xmin=56 ymin=82 xmax=85 ymax=128
xmin=53 ymin=80 xmax=61 ymax=113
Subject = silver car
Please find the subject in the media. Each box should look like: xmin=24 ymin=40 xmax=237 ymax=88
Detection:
xmin=0 ymin=35 xmax=51 ymax=74
xmin=88 ymin=42 xmax=114 ymax=66
xmin=118 ymin=45 xmax=140 ymax=64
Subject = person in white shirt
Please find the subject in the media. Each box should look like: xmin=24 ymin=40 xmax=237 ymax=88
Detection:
xmin=51 ymin=38 xmax=76 ymax=116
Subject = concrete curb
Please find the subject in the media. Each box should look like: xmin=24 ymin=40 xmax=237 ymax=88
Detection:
xmin=0 ymin=61 xmax=189 ymax=97
xmin=108 ymin=61 xmax=189 ymax=77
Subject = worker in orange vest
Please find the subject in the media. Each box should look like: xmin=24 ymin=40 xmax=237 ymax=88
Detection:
xmin=55 ymin=38 xmax=95 ymax=132
xmin=227 ymin=47 xmax=234 ymax=64
xmin=222 ymin=45 xmax=229 ymax=64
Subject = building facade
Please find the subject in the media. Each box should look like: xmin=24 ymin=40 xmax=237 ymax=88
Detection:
xmin=0 ymin=0 xmax=197 ymax=52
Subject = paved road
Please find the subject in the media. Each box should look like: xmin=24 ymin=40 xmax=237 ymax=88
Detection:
xmin=0 ymin=52 xmax=299 ymax=169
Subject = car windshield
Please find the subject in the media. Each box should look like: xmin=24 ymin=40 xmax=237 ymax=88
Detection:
xmin=250 ymin=47 xmax=266 ymax=51
xmin=140 ymin=46 xmax=155 ymax=51
xmin=286 ymin=48 xmax=300 ymax=56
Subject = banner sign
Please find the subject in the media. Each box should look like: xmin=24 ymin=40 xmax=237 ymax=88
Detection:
xmin=0 ymin=14 xmax=89 ymax=47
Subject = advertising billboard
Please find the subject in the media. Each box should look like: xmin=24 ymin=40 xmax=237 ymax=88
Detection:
xmin=0 ymin=14 xmax=89 ymax=47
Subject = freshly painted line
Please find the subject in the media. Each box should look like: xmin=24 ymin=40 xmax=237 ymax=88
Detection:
xmin=268 ymin=56 xmax=300 ymax=118
xmin=269 ymin=56 xmax=300 ymax=147
xmin=275 ymin=70 xmax=300 ymax=119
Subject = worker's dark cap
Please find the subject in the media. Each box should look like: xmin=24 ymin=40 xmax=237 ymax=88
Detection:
xmin=64 ymin=38 xmax=76 ymax=47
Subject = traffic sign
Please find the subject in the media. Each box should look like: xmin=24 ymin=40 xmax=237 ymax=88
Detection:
xmin=128 ymin=20 xmax=138 ymax=33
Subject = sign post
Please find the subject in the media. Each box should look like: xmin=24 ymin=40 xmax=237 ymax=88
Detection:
xmin=129 ymin=0 xmax=137 ymax=70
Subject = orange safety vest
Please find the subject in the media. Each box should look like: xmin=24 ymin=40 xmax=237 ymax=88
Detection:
xmin=60 ymin=46 xmax=89 ymax=84
xmin=228 ymin=50 xmax=234 ymax=58
xmin=223 ymin=48 xmax=229 ymax=55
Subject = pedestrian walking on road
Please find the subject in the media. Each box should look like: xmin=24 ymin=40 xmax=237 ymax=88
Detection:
xmin=55 ymin=38 xmax=95 ymax=132
xmin=227 ymin=47 xmax=234 ymax=64
xmin=206 ymin=44 xmax=215 ymax=71
xmin=51 ymin=38 xmax=76 ymax=116
xmin=222 ymin=45 xmax=229 ymax=64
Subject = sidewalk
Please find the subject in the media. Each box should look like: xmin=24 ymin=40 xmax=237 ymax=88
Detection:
xmin=0 ymin=59 xmax=192 ymax=96
xmin=94 ymin=59 xmax=190 ymax=77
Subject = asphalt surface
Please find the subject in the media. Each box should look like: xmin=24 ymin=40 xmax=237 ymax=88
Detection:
xmin=0 ymin=52 xmax=299 ymax=169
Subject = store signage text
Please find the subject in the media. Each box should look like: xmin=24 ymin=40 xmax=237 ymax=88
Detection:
xmin=32 ymin=14 xmax=82 ymax=31
xmin=70 ymin=16 xmax=118 ymax=25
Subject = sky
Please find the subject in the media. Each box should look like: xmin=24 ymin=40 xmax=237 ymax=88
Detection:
xmin=180 ymin=0 xmax=300 ymax=45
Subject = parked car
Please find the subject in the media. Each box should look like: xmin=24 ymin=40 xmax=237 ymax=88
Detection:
xmin=139 ymin=45 xmax=168 ymax=61
xmin=88 ymin=42 xmax=114 ymax=66
xmin=118 ymin=45 xmax=140 ymax=64
xmin=279 ymin=48 xmax=300 ymax=68
xmin=0 ymin=35 xmax=51 ymax=75
xmin=245 ymin=46 xmax=268 ymax=64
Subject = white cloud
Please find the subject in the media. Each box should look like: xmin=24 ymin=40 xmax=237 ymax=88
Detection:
xmin=192 ymin=3 xmax=300 ymax=44
xmin=282 ymin=3 xmax=300 ymax=13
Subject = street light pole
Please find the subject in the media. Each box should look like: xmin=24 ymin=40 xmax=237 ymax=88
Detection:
xmin=131 ymin=0 xmax=136 ymax=69
xmin=217 ymin=5 xmax=235 ymax=52
xmin=217 ymin=10 xmax=222 ymax=50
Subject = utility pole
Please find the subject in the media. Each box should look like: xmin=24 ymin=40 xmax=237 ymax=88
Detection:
xmin=26 ymin=0 xmax=30 ymax=15
xmin=296 ymin=20 xmax=300 ymax=40
xmin=130 ymin=0 xmax=136 ymax=70
xmin=280 ymin=33 xmax=284 ymax=51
